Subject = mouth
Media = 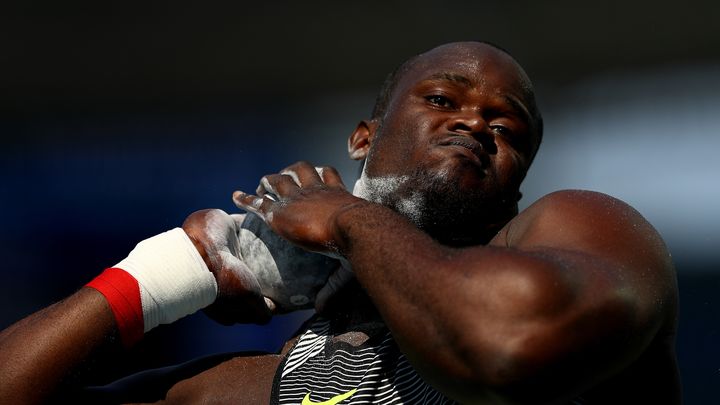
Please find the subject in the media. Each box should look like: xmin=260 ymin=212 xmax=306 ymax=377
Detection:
xmin=439 ymin=136 xmax=487 ymax=165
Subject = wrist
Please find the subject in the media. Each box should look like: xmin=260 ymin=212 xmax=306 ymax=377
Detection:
xmin=330 ymin=199 xmax=378 ymax=256
xmin=116 ymin=228 xmax=218 ymax=330
xmin=86 ymin=228 xmax=218 ymax=347
xmin=183 ymin=229 xmax=213 ymax=272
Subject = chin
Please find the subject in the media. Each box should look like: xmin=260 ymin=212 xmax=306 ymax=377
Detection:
xmin=356 ymin=164 xmax=518 ymax=245
xmin=400 ymin=210 xmax=509 ymax=246
xmin=399 ymin=173 xmax=517 ymax=245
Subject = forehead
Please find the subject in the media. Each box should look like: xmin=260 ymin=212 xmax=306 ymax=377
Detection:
xmin=395 ymin=43 xmax=531 ymax=97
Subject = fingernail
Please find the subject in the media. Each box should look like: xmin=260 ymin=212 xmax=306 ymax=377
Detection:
xmin=264 ymin=297 xmax=276 ymax=312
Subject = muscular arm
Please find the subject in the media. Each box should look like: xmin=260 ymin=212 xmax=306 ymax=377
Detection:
xmin=0 ymin=288 xmax=118 ymax=404
xmin=333 ymin=190 xmax=677 ymax=403
xmin=0 ymin=210 xmax=275 ymax=404
xmin=235 ymin=164 xmax=678 ymax=404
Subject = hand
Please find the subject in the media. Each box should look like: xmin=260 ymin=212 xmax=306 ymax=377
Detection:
xmin=182 ymin=209 xmax=275 ymax=325
xmin=232 ymin=161 xmax=368 ymax=256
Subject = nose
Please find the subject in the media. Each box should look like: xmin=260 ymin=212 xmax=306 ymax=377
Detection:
xmin=446 ymin=110 xmax=497 ymax=152
xmin=446 ymin=110 xmax=487 ymax=136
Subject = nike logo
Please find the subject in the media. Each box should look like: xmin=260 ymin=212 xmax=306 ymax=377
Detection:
xmin=301 ymin=388 xmax=357 ymax=405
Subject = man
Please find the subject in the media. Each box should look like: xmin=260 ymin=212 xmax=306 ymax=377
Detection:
xmin=0 ymin=41 xmax=680 ymax=404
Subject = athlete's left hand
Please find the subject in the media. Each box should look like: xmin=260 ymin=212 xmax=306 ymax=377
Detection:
xmin=182 ymin=209 xmax=275 ymax=325
xmin=232 ymin=161 xmax=368 ymax=258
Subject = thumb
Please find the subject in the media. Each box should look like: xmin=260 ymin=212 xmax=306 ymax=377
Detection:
xmin=230 ymin=213 xmax=247 ymax=230
xmin=208 ymin=252 xmax=274 ymax=324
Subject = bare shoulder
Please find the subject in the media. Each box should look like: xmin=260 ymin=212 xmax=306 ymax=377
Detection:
xmin=498 ymin=189 xmax=678 ymax=330
xmin=504 ymin=189 xmax=673 ymax=266
xmin=488 ymin=190 xmax=681 ymax=402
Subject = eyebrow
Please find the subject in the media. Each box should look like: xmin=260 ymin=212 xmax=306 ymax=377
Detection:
xmin=426 ymin=72 xmax=473 ymax=86
xmin=423 ymin=71 xmax=534 ymax=126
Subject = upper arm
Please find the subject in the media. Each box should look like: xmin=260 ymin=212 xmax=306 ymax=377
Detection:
xmin=501 ymin=189 xmax=676 ymax=327
xmin=480 ymin=189 xmax=677 ymax=401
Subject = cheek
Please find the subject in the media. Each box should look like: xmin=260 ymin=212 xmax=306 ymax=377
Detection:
xmin=493 ymin=147 xmax=527 ymax=186
xmin=370 ymin=114 xmax=436 ymax=166
xmin=364 ymin=129 xmax=415 ymax=176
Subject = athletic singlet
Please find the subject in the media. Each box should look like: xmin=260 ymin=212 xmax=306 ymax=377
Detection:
xmin=270 ymin=316 xmax=456 ymax=404
xmin=270 ymin=316 xmax=587 ymax=405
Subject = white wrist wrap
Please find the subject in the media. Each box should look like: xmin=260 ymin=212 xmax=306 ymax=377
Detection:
xmin=115 ymin=228 xmax=218 ymax=332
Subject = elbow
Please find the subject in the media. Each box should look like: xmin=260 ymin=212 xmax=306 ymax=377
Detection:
xmin=462 ymin=304 xmax=640 ymax=404
xmin=432 ymin=322 xmax=563 ymax=404
xmin=448 ymin=301 xmax=638 ymax=403
xmin=441 ymin=333 xmax=578 ymax=405
xmin=426 ymin=261 xmax=645 ymax=403
xmin=462 ymin=333 xmax=555 ymax=396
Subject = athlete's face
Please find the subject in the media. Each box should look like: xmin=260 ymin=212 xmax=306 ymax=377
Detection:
xmin=354 ymin=43 xmax=541 ymax=244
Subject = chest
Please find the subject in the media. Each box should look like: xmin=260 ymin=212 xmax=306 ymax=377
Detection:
xmin=273 ymin=318 xmax=457 ymax=405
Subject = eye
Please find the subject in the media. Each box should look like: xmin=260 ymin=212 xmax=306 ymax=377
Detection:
xmin=425 ymin=95 xmax=454 ymax=109
xmin=491 ymin=124 xmax=532 ymax=153
xmin=490 ymin=125 xmax=511 ymax=136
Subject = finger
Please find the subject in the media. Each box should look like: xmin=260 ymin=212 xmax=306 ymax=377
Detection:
xmin=256 ymin=175 xmax=278 ymax=197
xmin=282 ymin=161 xmax=322 ymax=187
xmin=221 ymin=254 xmax=274 ymax=323
xmin=279 ymin=169 xmax=302 ymax=187
xmin=232 ymin=191 xmax=273 ymax=219
xmin=256 ymin=192 xmax=278 ymax=202
xmin=264 ymin=297 xmax=277 ymax=314
xmin=257 ymin=173 xmax=300 ymax=198
xmin=316 ymin=166 xmax=346 ymax=188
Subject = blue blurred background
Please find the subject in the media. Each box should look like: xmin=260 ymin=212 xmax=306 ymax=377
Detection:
xmin=1 ymin=1 xmax=718 ymax=402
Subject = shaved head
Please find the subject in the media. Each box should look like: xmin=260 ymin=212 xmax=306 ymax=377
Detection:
xmin=371 ymin=41 xmax=543 ymax=152
xmin=350 ymin=41 xmax=546 ymax=244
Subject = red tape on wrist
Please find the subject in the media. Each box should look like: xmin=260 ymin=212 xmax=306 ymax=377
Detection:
xmin=86 ymin=268 xmax=144 ymax=348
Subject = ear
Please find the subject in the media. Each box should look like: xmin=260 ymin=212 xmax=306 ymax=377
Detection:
xmin=348 ymin=119 xmax=377 ymax=161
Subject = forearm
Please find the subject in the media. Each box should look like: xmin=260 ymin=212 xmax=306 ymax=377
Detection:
xmin=0 ymin=288 xmax=118 ymax=404
xmin=333 ymin=203 xmax=504 ymax=380
xmin=235 ymin=164 xmax=673 ymax=402
xmin=331 ymin=202 xmax=621 ymax=402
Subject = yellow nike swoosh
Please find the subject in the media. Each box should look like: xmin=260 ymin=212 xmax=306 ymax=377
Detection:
xmin=301 ymin=388 xmax=357 ymax=405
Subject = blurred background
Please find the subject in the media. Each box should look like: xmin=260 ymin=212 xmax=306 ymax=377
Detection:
xmin=1 ymin=0 xmax=718 ymax=402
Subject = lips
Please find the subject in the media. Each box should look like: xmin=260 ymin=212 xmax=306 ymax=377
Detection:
xmin=439 ymin=136 xmax=487 ymax=165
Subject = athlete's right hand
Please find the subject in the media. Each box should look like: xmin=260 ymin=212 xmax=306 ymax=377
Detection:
xmin=182 ymin=209 xmax=275 ymax=325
